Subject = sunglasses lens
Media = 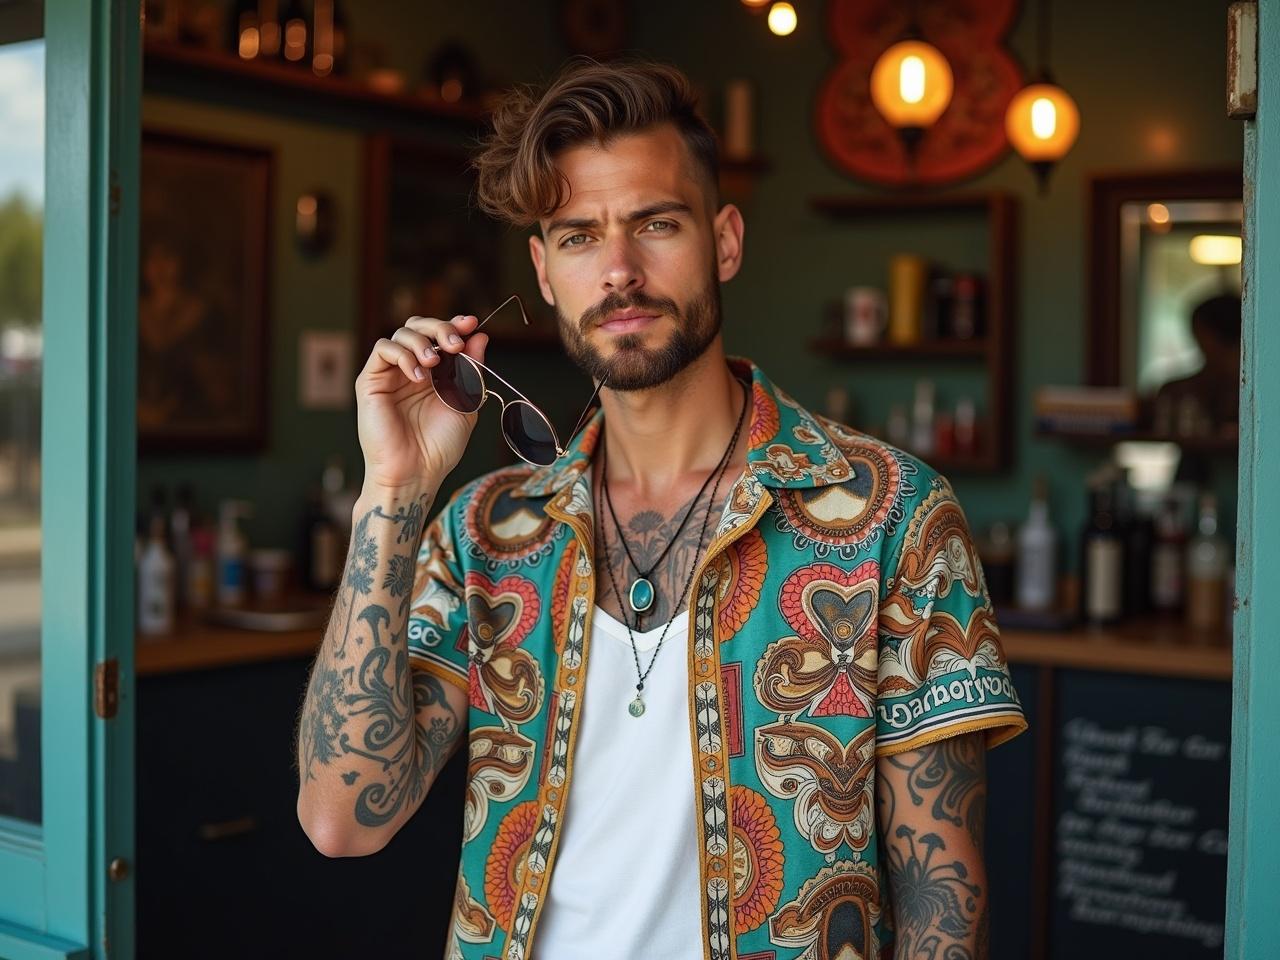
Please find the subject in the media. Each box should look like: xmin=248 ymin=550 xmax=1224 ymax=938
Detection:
xmin=431 ymin=351 xmax=484 ymax=413
xmin=502 ymin=400 xmax=558 ymax=465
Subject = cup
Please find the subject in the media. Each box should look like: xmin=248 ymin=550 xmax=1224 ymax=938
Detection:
xmin=844 ymin=286 xmax=888 ymax=345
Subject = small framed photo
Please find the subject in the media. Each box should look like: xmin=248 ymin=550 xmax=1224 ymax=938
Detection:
xmin=299 ymin=331 xmax=355 ymax=410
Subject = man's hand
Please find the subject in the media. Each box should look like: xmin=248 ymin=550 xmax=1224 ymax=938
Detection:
xmin=356 ymin=313 xmax=490 ymax=493
xmin=877 ymin=731 xmax=989 ymax=959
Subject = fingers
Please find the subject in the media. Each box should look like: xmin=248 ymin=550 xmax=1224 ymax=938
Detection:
xmin=403 ymin=314 xmax=479 ymax=358
xmin=364 ymin=337 xmax=426 ymax=384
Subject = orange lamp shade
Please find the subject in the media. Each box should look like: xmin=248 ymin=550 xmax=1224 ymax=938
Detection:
xmin=1005 ymin=83 xmax=1080 ymax=161
xmin=869 ymin=40 xmax=954 ymax=129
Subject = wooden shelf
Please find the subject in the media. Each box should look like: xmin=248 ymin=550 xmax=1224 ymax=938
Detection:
xmin=143 ymin=39 xmax=492 ymax=127
xmin=1002 ymin=619 xmax=1231 ymax=681
xmin=809 ymin=336 xmax=988 ymax=360
xmin=1035 ymin=426 xmax=1239 ymax=455
xmin=809 ymin=190 xmax=1018 ymax=473
xmin=137 ymin=621 xmax=321 ymax=676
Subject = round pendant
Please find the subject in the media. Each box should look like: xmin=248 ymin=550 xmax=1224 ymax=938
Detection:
xmin=629 ymin=577 xmax=655 ymax=614
xmin=628 ymin=695 xmax=646 ymax=717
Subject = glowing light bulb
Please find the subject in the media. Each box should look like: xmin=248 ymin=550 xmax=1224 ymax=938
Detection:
xmin=1030 ymin=98 xmax=1057 ymax=139
xmin=768 ymin=2 xmax=797 ymax=36
xmin=900 ymin=56 xmax=925 ymax=104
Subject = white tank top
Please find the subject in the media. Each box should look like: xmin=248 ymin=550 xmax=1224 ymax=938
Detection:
xmin=529 ymin=603 xmax=701 ymax=959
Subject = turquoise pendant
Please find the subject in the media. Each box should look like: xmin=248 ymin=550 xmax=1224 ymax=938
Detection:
xmin=629 ymin=577 xmax=655 ymax=614
xmin=628 ymin=695 xmax=646 ymax=717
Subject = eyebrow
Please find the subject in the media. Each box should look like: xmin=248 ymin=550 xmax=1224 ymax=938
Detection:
xmin=545 ymin=200 xmax=694 ymax=238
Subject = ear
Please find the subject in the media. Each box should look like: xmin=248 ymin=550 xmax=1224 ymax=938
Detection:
xmin=528 ymin=233 xmax=556 ymax=307
xmin=711 ymin=203 xmax=745 ymax=284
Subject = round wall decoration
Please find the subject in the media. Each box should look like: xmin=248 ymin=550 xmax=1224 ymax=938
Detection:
xmin=815 ymin=0 xmax=1026 ymax=187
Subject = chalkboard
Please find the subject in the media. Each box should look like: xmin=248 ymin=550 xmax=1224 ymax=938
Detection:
xmin=1048 ymin=669 xmax=1230 ymax=959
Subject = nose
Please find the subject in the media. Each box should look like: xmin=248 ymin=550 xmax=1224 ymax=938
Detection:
xmin=600 ymin=233 xmax=644 ymax=295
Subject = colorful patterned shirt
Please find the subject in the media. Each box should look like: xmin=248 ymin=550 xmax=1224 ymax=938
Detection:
xmin=408 ymin=355 xmax=1028 ymax=960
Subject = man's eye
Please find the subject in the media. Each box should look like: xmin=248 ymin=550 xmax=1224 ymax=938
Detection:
xmin=562 ymin=234 xmax=589 ymax=247
xmin=645 ymin=220 xmax=675 ymax=232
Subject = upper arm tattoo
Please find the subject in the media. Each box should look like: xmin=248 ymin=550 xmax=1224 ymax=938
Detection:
xmin=878 ymin=733 xmax=990 ymax=959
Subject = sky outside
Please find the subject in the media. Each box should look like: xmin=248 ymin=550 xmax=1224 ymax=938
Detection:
xmin=0 ymin=39 xmax=44 ymax=205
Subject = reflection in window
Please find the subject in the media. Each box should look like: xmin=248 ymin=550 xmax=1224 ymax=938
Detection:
xmin=0 ymin=37 xmax=44 ymax=825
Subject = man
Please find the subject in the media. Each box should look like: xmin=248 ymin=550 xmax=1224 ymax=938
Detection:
xmin=296 ymin=56 xmax=1026 ymax=960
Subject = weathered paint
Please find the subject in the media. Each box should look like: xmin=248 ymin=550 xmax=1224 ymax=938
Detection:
xmin=1227 ymin=0 xmax=1280 ymax=956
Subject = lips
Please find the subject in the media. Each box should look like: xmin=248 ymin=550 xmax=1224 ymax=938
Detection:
xmin=599 ymin=312 xmax=659 ymax=333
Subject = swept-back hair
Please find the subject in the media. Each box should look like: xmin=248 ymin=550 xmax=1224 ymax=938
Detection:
xmin=471 ymin=56 xmax=720 ymax=229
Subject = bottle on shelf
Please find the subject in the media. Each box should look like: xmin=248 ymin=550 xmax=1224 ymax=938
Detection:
xmin=1150 ymin=495 xmax=1186 ymax=616
xmin=885 ymin=403 xmax=910 ymax=449
xmin=1079 ymin=468 xmax=1125 ymax=626
xmin=216 ymin=500 xmax=252 ymax=608
xmin=301 ymin=487 xmax=342 ymax=593
xmin=137 ymin=512 xmax=176 ymax=637
xmin=1186 ymin=491 xmax=1230 ymax=634
xmin=954 ymin=398 xmax=977 ymax=458
xmin=981 ymin=521 xmax=1016 ymax=608
xmin=169 ymin=483 xmax=194 ymax=612
xmin=1118 ymin=471 xmax=1153 ymax=618
xmin=910 ymin=379 xmax=936 ymax=457
xmin=1016 ymin=474 xmax=1058 ymax=612
xmin=187 ymin=526 xmax=215 ymax=611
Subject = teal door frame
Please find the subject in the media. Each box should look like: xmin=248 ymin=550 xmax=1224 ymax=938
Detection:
xmin=0 ymin=1 xmax=137 ymax=958
xmin=1228 ymin=0 xmax=1280 ymax=955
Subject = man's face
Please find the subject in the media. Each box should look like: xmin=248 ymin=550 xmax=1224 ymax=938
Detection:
xmin=528 ymin=122 xmax=743 ymax=391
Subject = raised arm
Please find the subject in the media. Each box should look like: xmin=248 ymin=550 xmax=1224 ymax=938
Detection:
xmin=295 ymin=306 xmax=489 ymax=857
xmin=295 ymin=482 xmax=468 ymax=857
xmin=876 ymin=732 xmax=990 ymax=960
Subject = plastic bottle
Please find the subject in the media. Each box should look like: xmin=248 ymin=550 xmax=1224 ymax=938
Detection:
xmin=1016 ymin=475 xmax=1057 ymax=611
xmin=137 ymin=513 xmax=176 ymax=636
xmin=216 ymin=500 xmax=252 ymax=608
xmin=1186 ymin=492 xmax=1229 ymax=633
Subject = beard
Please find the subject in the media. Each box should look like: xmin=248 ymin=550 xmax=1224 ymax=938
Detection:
xmin=554 ymin=269 xmax=722 ymax=391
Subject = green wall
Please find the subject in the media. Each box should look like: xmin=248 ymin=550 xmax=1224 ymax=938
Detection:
xmin=138 ymin=0 xmax=1242 ymax=569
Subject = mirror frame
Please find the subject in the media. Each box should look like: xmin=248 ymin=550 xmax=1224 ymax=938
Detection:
xmin=1087 ymin=168 xmax=1243 ymax=386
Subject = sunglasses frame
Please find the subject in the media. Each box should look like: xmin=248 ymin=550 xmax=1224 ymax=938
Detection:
xmin=429 ymin=294 xmax=607 ymax=466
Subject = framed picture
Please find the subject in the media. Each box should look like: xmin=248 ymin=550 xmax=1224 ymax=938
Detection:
xmin=138 ymin=130 xmax=273 ymax=452
xmin=360 ymin=134 xmax=558 ymax=352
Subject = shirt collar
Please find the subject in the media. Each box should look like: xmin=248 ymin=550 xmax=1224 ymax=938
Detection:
xmin=511 ymin=356 xmax=854 ymax=500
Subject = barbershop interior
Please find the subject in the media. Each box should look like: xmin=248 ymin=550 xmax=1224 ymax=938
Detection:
xmin=0 ymin=0 xmax=1276 ymax=958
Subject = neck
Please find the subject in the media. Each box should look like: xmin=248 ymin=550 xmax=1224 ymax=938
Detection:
xmin=597 ymin=340 xmax=747 ymax=499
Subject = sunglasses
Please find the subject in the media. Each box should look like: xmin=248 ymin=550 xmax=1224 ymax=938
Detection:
xmin=428 ymin=294 xmax=606 ymax=466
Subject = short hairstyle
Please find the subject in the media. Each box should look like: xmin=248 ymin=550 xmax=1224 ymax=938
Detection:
xmin=470 ymin=56 xmax=721 ymax=230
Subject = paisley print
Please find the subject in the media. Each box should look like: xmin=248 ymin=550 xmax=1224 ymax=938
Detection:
xmin=464 ymin=572 xmax=544 ymax=725
xmin=406 ymin=355 xmax=1025 ymax=960
xmin=485 ymin=801 xmax=541 ymax=930
xmin=729 ymin=786 xmax=785 ymax=933
xmin=465 ymin=726 xmax=535 ymax=843
xmin=463 ymin=470 xmax=558 ymax=569
xmin=878 ymin=481 xmax=1006 ymax=692
xmin=755 ymin=722 xmax=877 ymax=856
xmin=716 ymin=528 xmax=768 ymax=640
xmin=769 ymin=860 xmax=882 ymax=960
xmin=755 ymin=561 xmax=879 ymax=718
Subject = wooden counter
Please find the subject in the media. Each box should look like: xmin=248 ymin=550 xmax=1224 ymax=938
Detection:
xmin=135 ymin=615 xmax=1231 ymax=681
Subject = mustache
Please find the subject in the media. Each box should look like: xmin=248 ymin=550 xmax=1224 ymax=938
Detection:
xmin=580 ymin=293 xmax=678 ymax=331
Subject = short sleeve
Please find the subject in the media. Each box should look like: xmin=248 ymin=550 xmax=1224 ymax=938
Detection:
xmin=875 ymin=471 xmax=1027 ymax=756
xmin=407 ymin=487 xmax=471 ymax=696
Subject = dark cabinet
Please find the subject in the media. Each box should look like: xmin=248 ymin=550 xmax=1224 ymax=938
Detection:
xmin=137 ymin=655 xmax=465 ymax=959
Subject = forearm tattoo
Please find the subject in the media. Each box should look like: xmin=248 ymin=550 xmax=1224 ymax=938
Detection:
xmin=297 ymin=496 xmax=462 ymax=829
xmin=879 ymin=734 xmax=989 ymax=960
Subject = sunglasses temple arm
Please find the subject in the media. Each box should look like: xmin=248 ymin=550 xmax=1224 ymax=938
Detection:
xmin=476 ymin=293 xmax=530 ymax=331
xmin=562 ymin=375 xmax=607 ymax=451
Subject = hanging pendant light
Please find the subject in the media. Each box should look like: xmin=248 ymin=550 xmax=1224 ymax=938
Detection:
xmin=869 ymin=8 xmax=953 ymax=175
xmin=1005 ymin=0 xmax=1080 ymax=194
